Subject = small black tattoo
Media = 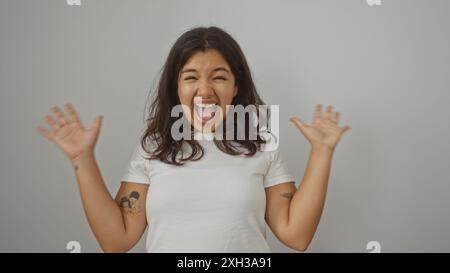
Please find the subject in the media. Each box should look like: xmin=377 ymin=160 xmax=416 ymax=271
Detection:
xmin=280 ymin=192 xmax=294 ymax=200
xmin=119 ymin=191 xmax=141 ymax=214
xmin=119 ymin=197 xmax=130 ymax=208
xmin=74 ymin=164 xmax=79 ymax=171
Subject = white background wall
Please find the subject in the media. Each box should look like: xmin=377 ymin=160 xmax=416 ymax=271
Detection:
xmin=1 ymin=0 xmax=449 ymax=252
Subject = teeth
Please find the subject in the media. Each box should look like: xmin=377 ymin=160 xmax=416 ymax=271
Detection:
xmin=194 ymin=103 xmax=217 ymax=109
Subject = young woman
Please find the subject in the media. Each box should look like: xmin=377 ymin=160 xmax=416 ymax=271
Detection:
xmin=36 ymin=26 xmax=350 ymax=253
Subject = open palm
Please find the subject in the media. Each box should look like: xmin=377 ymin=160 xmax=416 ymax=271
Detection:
xmin=290 ymin=104 xmax=350 ymax=151
xmin=36 ymin=103 xmax=103 ymax=162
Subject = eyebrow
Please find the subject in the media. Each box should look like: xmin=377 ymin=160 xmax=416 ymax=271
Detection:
xmin=180 ymin=67 xmax=230 ymax=74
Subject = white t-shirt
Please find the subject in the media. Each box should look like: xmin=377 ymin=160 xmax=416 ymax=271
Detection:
xmin=121 ymin=132 xmax=295 ymax=252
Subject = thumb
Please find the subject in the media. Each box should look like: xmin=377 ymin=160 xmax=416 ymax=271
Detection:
xmin=341 ymin=125 xmax=351 ymax=133
xmin=290 ymin=117 xmax=309 ymax=134
xmin=91 ymin=115 xmax=103 ymax=133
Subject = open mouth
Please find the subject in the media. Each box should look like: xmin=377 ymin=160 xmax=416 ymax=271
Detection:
xmin=194 ymin=102 xmax=218 ymax=124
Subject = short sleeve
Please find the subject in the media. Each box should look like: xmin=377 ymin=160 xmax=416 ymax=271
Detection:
xmin=263 ymin=149 xmax=295 ymax=188
xmin=121 ymin=142 xmax=151 ymax=185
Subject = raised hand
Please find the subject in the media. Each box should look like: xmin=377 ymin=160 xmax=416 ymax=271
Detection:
xmin=36 ymin=103 xmax=103 ymax=162
xmin=290 ymin=104 xmax=351 ymax=151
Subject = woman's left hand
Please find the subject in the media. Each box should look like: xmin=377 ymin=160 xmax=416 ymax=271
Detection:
xmin=290 ymin=104 xmax=351 ymax=151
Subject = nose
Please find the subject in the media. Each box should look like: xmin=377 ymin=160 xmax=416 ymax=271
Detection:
xmin=195 ymin=79 xmax=215 ymax=98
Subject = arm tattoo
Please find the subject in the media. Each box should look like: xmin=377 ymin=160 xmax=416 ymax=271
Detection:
xmin=119 ymin=191 xmax=142 ymax=215
xmin=280 ymin=192 xmax=294 ymax=200
xmin=74 ymin=164 xmax=79 ymax=171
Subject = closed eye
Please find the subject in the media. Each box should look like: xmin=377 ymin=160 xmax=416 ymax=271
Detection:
xmin=184 ymin=76 xmax=226 ymax=81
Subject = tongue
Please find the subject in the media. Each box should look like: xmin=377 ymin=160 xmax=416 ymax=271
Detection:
xmin=202 ymin=107 xmax=215 ymax=117
xmin=200 ymin=108 xmax=215 ymax=120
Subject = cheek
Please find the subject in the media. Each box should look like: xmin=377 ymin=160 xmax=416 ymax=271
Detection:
xmin=177 ymin=85 xmax=196 ymax=105
xmin=177 ymin=85 xmax=195 ymax=123
xmin=214 ymin=88 xmax=236 ymax=120
xmin=215 ymin=84 xmax=236 ymax=105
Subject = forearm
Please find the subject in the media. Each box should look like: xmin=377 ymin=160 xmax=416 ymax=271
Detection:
xmin=287 ymin=145 xmax=334 ymax=249
xmin=72 ymin=153 xmax=128 ymax=252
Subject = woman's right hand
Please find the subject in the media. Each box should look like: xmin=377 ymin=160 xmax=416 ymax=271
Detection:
xmin=36 ymin=103 xmax=103 ymax=163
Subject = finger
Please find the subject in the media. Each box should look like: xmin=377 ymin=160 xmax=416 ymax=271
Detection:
xmin=65 ymin=103 xmax=84 ymax=128
xmin=36 ymin=126 xmax=54 ymax=141
xmin=324 ymin=105 xmax=333 ymax=120
xmin=334 ymin=111 xmax=340 ymax=123
xmin=51 ymin=106 xmax=68 ymax=127
xmin=290 ymin=117 xmax=309 ymax=133
xmin=341 ymin=125 xmax=351 ymax=133
xmin=91 ymin=115 xmax=103 ymax=132
xmin=313 ymin=104 xmax=322 ymax=120
xmin=45 ymin=115 xmax=60 ymax=131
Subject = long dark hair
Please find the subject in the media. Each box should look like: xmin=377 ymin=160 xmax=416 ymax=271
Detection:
xmin=141 ymin=26 xmax=267 ymax=166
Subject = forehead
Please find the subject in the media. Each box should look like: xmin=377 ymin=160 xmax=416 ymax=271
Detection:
xmin=182 ymin=49 xmax=230 ymax=71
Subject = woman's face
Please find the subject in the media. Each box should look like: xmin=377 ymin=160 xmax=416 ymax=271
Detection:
xmin=177 ymin=49 xmax=238 ymax=133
